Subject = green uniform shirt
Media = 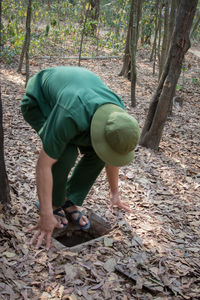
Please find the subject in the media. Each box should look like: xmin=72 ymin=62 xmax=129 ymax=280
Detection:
xmin=21 ymin=66 xmax=125 ymax=159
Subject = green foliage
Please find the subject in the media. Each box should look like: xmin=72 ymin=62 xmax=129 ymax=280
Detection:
xmin=176 ymin=84 xmax=181 ymax=91
xmin=140 ymin=0 xmax=159 ymax=46
xmin=45 ymin=24 xmax=50 ymax=36
xmin=51 ymin=18 xmax=57 ymax=27
xmin=1 ymin=0 xmax=132 ymax=60
xmin=192 ymin=77 xmax=199 ymax=85
xmin=2 ymin=0 xmax=182 ymax=61
xmin=181 ymin=64 xmax=187 ymax=72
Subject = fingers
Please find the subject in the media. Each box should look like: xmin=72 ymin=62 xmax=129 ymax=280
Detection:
xmin=27 ymin=224 xmax=39 ymax=232
xmin=36 ymin=232 xmax=45 ymax=249
xmin=46 ymin=233 xmax=52 ymax=251
xmin=118 ymin=201 xmax=133 ymax=212
xmin=109 ymin=203 xmax=114 ymax=213
xmin=30 ymin=230 xmax=41 ymax=246
xmin=30 ymin=230 xmax=53 ymax=249
xmin=28 ymin=215 xmax=61 ymax=251
xmin=118 ymin=201 xmax=130 ymax=210
xmin=110 ymin=201 xmax=133 ymax=213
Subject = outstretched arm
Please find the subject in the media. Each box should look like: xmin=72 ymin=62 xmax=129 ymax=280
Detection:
xmin=28 ymin=148 xmax=63 ymax=250
xmin=105 ymin=165 xmax=132 ymax=212
xmin=36 ymin=148 xmax=56 ymax=213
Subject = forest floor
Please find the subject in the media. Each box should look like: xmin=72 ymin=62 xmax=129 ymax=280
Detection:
xmin=0 ymin=44 xmax=200 ymax=300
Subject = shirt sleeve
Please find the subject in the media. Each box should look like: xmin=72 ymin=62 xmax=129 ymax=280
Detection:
xmin=38 ymin=105 xmax=78 ymax=159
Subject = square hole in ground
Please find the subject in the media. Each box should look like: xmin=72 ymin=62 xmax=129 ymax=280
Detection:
xmin=53 ymin=210 xmax=112 ymax=250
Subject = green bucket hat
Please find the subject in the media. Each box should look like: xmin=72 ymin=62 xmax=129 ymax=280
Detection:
xmin=91 ymin=104 xmax=140 ymax=166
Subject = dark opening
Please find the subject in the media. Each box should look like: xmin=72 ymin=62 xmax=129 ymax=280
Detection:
xmin=56 ymin=230 xmax=95 ymax=247
xmin=53 ymin=211 xmax=111 ymax=248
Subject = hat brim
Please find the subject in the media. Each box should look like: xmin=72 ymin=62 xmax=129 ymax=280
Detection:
xmin=91 ymin=104 xmax=135 ymax=167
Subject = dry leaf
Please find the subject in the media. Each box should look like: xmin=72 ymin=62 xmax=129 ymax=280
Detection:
xmin=3 ymin=251 xmax=16 ymax=258
xmin=104 ymin=237 xmax=114 ymax=247
xmin=103 ymin=258 xmax=116 ymax=272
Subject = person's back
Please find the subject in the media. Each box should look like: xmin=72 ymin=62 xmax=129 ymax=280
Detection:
xmin=21 ymin=66 xmax=125 ymax=133
xmin=30 ymin=66 xmax=122 ymax=108
xmin=42 ymin=66 xmax=105 ymax=95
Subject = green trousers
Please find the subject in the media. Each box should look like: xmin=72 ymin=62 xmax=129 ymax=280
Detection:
xmin=52 ymin=145 xmax=105 ymax=206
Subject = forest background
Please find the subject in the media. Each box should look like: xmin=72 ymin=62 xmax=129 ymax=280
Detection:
xmin=0 ymin=0 xmax=200 ymax=299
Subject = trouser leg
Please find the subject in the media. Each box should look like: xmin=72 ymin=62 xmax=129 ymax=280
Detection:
xmin=66 ymin=147 xmax=105 ymax=206
xmin=52 ymin=144 xmax=78 ymax=207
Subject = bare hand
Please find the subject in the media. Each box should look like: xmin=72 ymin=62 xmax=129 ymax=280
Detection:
xmin=28 ymin=214 xmax=63 ymax=250
xmin=109 ymin=192 xmax=133 ymax=213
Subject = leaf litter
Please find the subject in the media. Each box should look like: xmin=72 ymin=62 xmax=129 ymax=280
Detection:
xmin=0 ymin=47 xmax=200 ymax=299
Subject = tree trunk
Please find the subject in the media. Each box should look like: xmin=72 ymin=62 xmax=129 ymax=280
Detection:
xmin=136 ymin=0 xmax=143 ymax=44
xmin=130 ymin=0 xmax=139 ymax=107
xmin=140 ymin=22 xmax=145 ymax=45
xmin=153 ymin=1 xmax=162 ymax=75
xmin=0 ymin=85 xmax=11 ymax=207
xmin=25 ymin=0 xmax=32 ymax=85
xmin=78 ymin=3 xmax=90 ymax=66
xmin=150 ymin=0 xmax=159 ymax=63
xmin=167 ymin=0 xmax=179 ymax=115
xmin=17 ymin=0 xmax=32 ymax=75
xmin=190 ymin=9 xmax=200 ymax=38
xmin=159 ymin=0 xmax=169 ymax=79
xmin=119 ymin=0 xmax=142 ymax=80
xmin=139 ymin=0 xmax=198 ymax=150
xmin=157 ymin=2 xmax=162 ymax=69
xmin=0 ymin=0 xmax=2 ymax=52
xmin=167 ymin=0 xmax=177 ymax=51
xmin=119 ymin=0 xmax=135 ymax=78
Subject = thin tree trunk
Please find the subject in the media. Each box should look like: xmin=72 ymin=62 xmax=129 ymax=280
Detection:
xmin=119 ymin=0 xmax=135 ymax=78
xmin=167 ymin=0 xmax=177 ymax=52
xmin=0 ymin=2 xmax=10 ymax=208
xmin=153 ymin=2 xmax=162 ymax=75
xmin=78 ymin=2 xmax=90 ymax=66
xmin=140 ymin=22 xmax=145 ymax=45
xmin=17 ymin=0 xmax=32 ymax=74
xmin=159 ymin=0 xmax=169 ymax=79
xmin=17 ymin=40 xmax=26 ymax=73
xmin=157 ymin=3 xmax=162 ymax=69
xmin=153 ymin=1 xmax=162 ymax=75
xmin=25 ymin=0 xmax=32 ymax=85
xmin=130 ymin=0 xmax=139 ymax=107
xmin=139 ymin=0 xmax=198 ymax=150
xmin=168 ymin=0 xmax=179 ymax=115
xmin=95 ymin=2 xmax=101 ymax=56
xmin=136 ymin=0 xmax=143 ymax=43
xmin=0 ymin=85 xmax=11 ymax=208
xmin=190 ymin=9 xmax=200 ymax=38
xmin=25 ymin=44 xmax=30 ymax=86
xmin=150 ymin=0 xmax=159 ymax=63
xmin=0 ymin=0 xmax=2 ymax=52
